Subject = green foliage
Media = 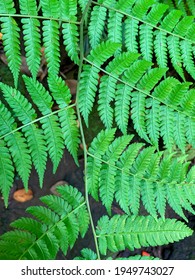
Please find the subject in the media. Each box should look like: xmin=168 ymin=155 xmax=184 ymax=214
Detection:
xmin=0 ymin=0 xmax=194 ymax=260
xmin=0 ymin=185 xmax=89 ymax=259
xmin=96 ymin=215 xmax=193 ymax=255
xmin=0 ymin=76 xmax=79 ymax=188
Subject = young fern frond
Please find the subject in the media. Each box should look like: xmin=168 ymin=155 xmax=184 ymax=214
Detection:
xmin=0 ymin=185 xmax=89 ymax=260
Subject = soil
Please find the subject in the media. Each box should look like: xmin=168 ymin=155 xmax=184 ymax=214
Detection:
xmin=0 ymin=149 xmax=195 ymax=260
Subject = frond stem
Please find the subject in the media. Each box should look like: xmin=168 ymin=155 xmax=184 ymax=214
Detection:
xmin=76 ymin=0 xmax=101 ymax=260
xmin=0 ymin=103 xmax=76 ymax=140
xmin=0 ymin=13 xmax=81 ymax=25
xmin=83 ymin=57 xmax=195 ymax=120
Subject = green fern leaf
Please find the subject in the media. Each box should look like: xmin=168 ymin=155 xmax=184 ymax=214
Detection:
xmin=174 ymin=112 xmax=186 ymax=152
xmin=115 ymin=143 xmax=144 ymax=213
xmin=74 ymin=248 xmax=97 ymax=260
xmin=186 ymin=118 xmax=195 ymax=148
xmin=59 ymin=107 xmax=80 ymax=165
xmin=146 ymin=98 xmax=161 ymax=148
xmin=87 ymin=129 xmax=116 ymax=200
xmin=42 ymin=20 xmax=60 ymax=75
xmin=0 ymin=17 xmax=21 ymax=87
xmin=48 ymin=75 xmax=71 ymax=106
xmin=99 ymin=135 xmax=133 ymax=214
xmin=40 ymin=0 xmax=59 ymax=17
xmin=140 ymin=25 xmax=153 ymax=61
xmin=62 ymin=22 xmax=79 ymax=64
xmin=146 ymin=3 xmax=168 ymax=25
xmin=132 ymin=0 xmax=156 ymax=18
xmin=60 ymin=0 xmax=79 ymax=64
xmin=154 ymin=30 xmax=168 ymax=68
xmin=131 ymin=92 xmax=150 ymax=143
xmin=64 ymin=214 xmax=79 ymax=249
xmin=78 ymin=41 xmax=120 ymax=125
xmin=48 ymin=75 xmax=80 ymax=164
xmin=166 ymin=185 xmax=187 ymax=221
xmin=23 ymin=76 xmax=64 ymax=172
xmin=0 ymin=102 xmax=31 ymax=189
xmin=180 ymin=40 xmax=195 ymax=80
xmin=160 ymin=106 xmax=175 ymax=151
xmin=96 ymin=215 xmax=193 ymax=255
xmin=141 ymin=180 xmax=157 ymax=218
xmin=167 ymin=36 xmax=185 ymax=80
xmin=125 ymin=18 xmax=139 ymax=53
xmin=19 ymin=0 xmax=41 ymax=78
xmin=0 ymin=186 xmax=88 ymax=259
xmin=0 ymin=141 xmax=14 ymax=207
xmin=98 ymin=52 xmax=139 ymax=129
xmin=88 ymin=2 xmax=107 ymax=48
xmin=78 ymin=0 xmax=88 ymax=12
xmin=0 ymin=83 xmax=47 ymax=186
xmin=11 ymin=217 xmax=46 ymax=238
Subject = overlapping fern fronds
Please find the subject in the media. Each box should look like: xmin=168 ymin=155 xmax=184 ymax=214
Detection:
xmin=79 ymin=41 xmax=195 ymax=152
xmin=0 ymin=0 xmax=194 ymax=261
xmin=0 ymin=185 xmax=89 ymax=260
xmin=0 ymin=0 xmax=80 ymax=84
xmin=0 ymin=76 xmax=79 ymax=206
xmin=159 ymin=0 xmax=195 ymax=16
xmin=88 ymin=0 xmax=195 ymax=80
xmin=87 ymin=129 xmax=195 ymax=220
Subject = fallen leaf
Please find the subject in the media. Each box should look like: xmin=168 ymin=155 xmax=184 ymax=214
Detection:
xmin=13 ymin=188 xmax=33 ymax=203
xmin=50 ymin=180 xmax=68 ymax=196
xmin=141 ymin=251 xmax=150 ymax=257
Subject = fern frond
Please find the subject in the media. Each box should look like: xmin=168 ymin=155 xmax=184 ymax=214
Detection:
xmin=91 ymin=0 xmax=195 ymax=79
xmin=0 ymin=82 xmax=47 ymax=187
xmin=88 ymin=130 xmax=195 ymax=219
xmin=60 ymin=0 xmax=79 ymax=64
xmin=74 ymin=248 xmax=97 ymax=260
xmin=0 ymin=16 xmax=21 ymax=87
xmin=19 ymin=0 xmax=41 ymax=79
xmin=0 ymin=185 xmax=89 ymax=259
xmin=87 ymin=129 xmax=116 ymax=200
xmin=78 ymin=41 xmax=120 ymax=125
xmin=115 ymin=143 xmax=144 ymax=214
xmin=0 ymin=140 xmax=14 ymax=207
xmin=99 ymin=135 xmax=133 ymax=214
xmin=0 ymin=102 xmax=31 ymax=189
xmin=23 ymin=76 xmax=64 ymax=172
xmin=78 ymin=0 xmax=89 ymax=13
xmin=125 ymin=18 xmax=139 ymax=53
xmin=88 ymin=0 xmax=110 ymax=48
xmin=96 ymin=215 xmax=193 ymax=255
xmin=40 ymin=0 xmax=59 ymax=18
xmin=42 ymin=20 xmax=60 ymax=75
xmin=48 ymin=75 xmax=80 ymax=164
xmin=98 ymin=52 xmax=139 ymax=129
